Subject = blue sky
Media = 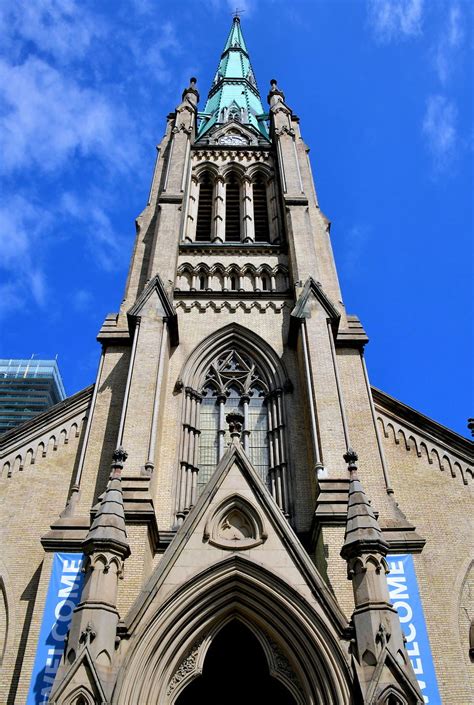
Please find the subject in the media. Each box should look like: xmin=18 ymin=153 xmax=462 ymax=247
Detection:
xmin=0 ymin=0 xmax=472 ymax=437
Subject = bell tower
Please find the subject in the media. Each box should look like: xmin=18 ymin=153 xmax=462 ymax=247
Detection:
xmin=46 ymin=16 xmax=427 ymax=705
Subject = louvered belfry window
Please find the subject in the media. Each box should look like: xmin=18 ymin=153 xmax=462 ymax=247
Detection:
xmin=225 ymin=175 xmax=241 ymax=242
xmin=253 ymin=177 xmax=270 ymax=242
xmin=195 ymin=172 xmax=213 ymax=241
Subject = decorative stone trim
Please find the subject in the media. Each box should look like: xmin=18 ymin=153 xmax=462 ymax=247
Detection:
xmin=203 ymin=495 xmax=267 ymax=550
xmin=0 ymin=386 xmax=92 ymax=479
xmin=376 ymin=414 xmax=473 ymax=485
xmin=166 ymin=635 xmax=206 ymax=696
xmin=176 ymin=261 xmax=289 ymax=294
xmin=175 ymin=300 xmax=291 ymax=313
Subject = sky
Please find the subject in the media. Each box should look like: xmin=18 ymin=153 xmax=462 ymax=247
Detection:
xmin=0 ymin=0 xmax=472 ymax=437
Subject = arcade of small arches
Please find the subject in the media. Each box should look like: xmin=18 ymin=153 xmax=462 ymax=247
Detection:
xmin=176 ymin=262 xmax=289 ymax=293
xmin=185 ymin=163 xmax=281 ymax=244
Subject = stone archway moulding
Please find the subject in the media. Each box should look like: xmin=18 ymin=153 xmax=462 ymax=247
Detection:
xmin=177 ymin=322 xmax=289 ymax=393
xmin=112 ymin=557 xmax=353 ymax=705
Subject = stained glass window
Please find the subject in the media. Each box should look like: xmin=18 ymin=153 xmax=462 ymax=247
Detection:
xmin=197 ymin=351 xmax=269 ymax=493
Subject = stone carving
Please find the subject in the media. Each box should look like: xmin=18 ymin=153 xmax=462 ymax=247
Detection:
xmin=218 ymin=508 xmax=253 ymax=540
xmin=219 ymin=134 xmax=248 ymax=145
xmin=267 ymin=636 xmax=304 ymax=696
xmin=204 ymin=496 xmax=267 ymax=550
xmin=166 ymin=637 xmax=205 ymax=696
xmin=79 ymin=622 xmax=96 ymax=646
xmin=275 ymin=125 xmax=295 ymax=137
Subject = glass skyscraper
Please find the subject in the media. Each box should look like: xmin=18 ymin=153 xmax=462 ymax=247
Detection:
xmin=0 ymin=359 xmax=66 ymax=435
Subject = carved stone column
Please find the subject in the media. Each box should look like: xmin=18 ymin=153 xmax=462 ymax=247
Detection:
xmin=242 ymin=175 xmax=255 ymax=242
xmin=213 ymin=174 xmax=225 ymax=242
xmin=185 ymin=175 xmax=199 ymax=241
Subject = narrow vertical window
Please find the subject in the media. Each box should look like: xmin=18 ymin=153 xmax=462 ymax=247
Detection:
xmin=253 ymin=176 xmax=270 ymax=242
xmin=198 ymin=387 xmax=220 ymax=495
xmin=196 ymin=172 xmax=213 ymax=241
xmin=230 ymin=275 xmax=237 ymax=290
xmin=199 ymin=275 xmax=206 ymax=290
xmin=261 ymin=276 xmax=268 ymax=291
xmin=225 ymin=175 xmax=241 ymax=242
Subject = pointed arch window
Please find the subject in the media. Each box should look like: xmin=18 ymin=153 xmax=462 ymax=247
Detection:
xmin=196 ymin=172 xmax=214 ymax=241
xmin=176 ymin=344 xmax=290 ymax=525
xmin=253 ymin=175 xmax=270 ymax=242
xmin=225 ymin=174 xmax=241 ymax=242
xmin=197 ymin=351 xmax=269 ymax=495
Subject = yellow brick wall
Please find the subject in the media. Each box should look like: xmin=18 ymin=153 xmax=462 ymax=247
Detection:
xmin=379 ymin=423 xmax=474 ymax=704
xmin=0 ymin=435 xmax=81 ymax=704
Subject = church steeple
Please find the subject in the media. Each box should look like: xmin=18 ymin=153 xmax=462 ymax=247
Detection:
xmin=197 ymin=17 xmax=268 ymax=140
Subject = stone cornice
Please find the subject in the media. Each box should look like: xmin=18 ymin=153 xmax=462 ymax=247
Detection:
xmin=0 ymin=385 xmax=93 ymax=458
xmin=373 ymin=386 xmax=473 ymax=462
xmin=179 ymin=242 xmax=284 ymax=256
xmin=174 ymin=290 xmax=292 ymax=300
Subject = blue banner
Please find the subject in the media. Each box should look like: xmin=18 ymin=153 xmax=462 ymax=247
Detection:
xmin=27 ymin=553 xmax=84 ymax=705
xmin=387 ymin=554 xmax=441 ymax=705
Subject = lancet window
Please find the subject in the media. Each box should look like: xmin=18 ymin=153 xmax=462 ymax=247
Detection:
xmin=176 ymin=343 xmax=290 ymax=525
xmin=253 ymin=175 xmax=270 ymax=242
xmin=187 ymin=166 xmax=277 ymax=244
xmin=225 ymin=174 xmax=241 ymax=241
xmin=195 ymin=172 xmax=214 ymax=241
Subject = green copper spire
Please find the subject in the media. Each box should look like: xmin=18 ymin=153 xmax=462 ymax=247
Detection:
xmin=197 ymin=17 xmax=269 ymax=141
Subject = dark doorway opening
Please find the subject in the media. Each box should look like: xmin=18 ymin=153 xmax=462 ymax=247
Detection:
xmin=176 ymin=620 xmax=297 ymax=705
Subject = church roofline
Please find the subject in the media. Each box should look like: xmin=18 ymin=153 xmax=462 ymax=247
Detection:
xmin=0 ymin=384 xmax=93 ymax=456
xmin=372 ymin=386 xmax=474 ymax=458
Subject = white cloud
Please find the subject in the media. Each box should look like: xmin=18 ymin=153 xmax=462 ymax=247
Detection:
xmin=60 ymin=193 xmax=128 ymax=272
xmin=367 ymin=0 xmax=424 ymax=42
xmin=0 ymin=1 xmax=101 ymax=63
xmin=225 ymin=0 xmax=254 ymax=15
xmin=0 ymin=3 xmax=185 ymax=319
xmin=0 ymin=195 xmax=52 ymax=314
xmin=0 ymin=57 xmax=138 ymax=174
xmin=422 ymin=95 xmax=457 ymax=168
xmin=141 ymin=22 xmax=182 ymax=83
xmin=433 ymin=4 xmax=464 ymax=84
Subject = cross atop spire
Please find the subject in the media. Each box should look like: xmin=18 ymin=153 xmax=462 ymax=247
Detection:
xmin=223 ymin=13 xmax=248 ymax=53
xmin=197 ymin=17 xmax=269 ymax=141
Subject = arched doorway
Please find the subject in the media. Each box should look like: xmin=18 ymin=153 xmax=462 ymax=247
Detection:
xmin=175 ymin=620 xmax=297 ymax=705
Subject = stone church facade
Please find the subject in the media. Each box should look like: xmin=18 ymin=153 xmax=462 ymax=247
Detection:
xmin=0 ymin=17 xmax=472 ymax=705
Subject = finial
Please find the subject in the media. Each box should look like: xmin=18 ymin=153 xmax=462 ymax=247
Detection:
xmin=232 ymin=8 xmax=244 ymax=20
xmin=226 ymin=412 xmax=244 ymax=444
xmin=267 ymin=79 xmax=285 ymax=106
xmin=182 ymin=77 xmax=199 ymax=104
xmin=111 ymin=446 xmax=128 ymax=477
xmin=468 ymin=418 xmax=474 ymax=438
xmin=343 ymin=447 xmax=358 ymax=474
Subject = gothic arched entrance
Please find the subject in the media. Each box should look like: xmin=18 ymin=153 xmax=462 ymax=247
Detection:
xmin=175 ymin=620 xmax=296 ymax=705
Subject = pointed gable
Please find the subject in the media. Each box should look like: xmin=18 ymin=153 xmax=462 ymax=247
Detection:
xmin=127 ymin=273 xmax=179 ymax=345
xmin=125 ymin=441 xmax=347 ymax=633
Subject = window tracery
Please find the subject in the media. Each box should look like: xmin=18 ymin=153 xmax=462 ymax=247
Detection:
xmin=176 ymin=338 xmax=291 ymax=525
xmin=198 ymin=350 xmax=269 ymax=494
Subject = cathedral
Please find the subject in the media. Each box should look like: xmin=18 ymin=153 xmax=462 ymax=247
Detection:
xmin=0 ymin=17 xmax=472 ymax=705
